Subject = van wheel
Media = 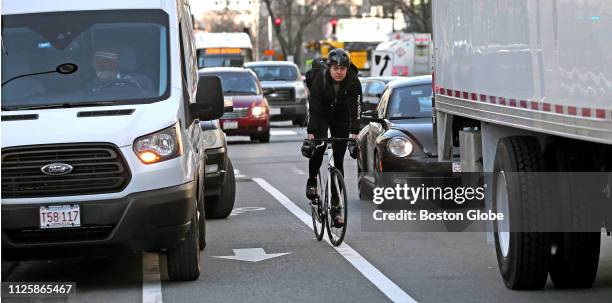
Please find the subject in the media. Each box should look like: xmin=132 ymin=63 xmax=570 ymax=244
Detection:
xmin=550 ymin=233 xmax=600 ymax=288
xmin=206 ymin=159 xmax=236 ymax=219
xmin=167 ymin=211 xmax=200 ymax=281
xmin=492 ymin=136 xmax=551 ymax=290
xmin=197 ymin=183 xmax=207 ymax=251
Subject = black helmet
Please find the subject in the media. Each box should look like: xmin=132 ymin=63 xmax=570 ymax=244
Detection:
xmin=327 ymin=48 xmax=350 ymax=68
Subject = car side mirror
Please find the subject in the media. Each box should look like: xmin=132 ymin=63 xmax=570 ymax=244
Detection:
xmin=192 ymin=75 xmax=224 ymax=121
xmin=224 ymin=96 xmax=234 ymax=113
xmin=262 ymin=87 xmax=275 ymax=96
xmin=361 ymin=110 xmax=385 ymax=124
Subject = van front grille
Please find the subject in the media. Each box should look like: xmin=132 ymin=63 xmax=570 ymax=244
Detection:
xmin=1 ymin=143 xmax=131 ymax=198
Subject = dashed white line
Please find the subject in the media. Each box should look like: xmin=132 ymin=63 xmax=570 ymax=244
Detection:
xmin=291 ymin=166 xmax=307 ymax=175
xmin=142 ymin=253 xmax=163 ymax=303
xmin=270 ymin=130 xmax=298 ymax=136
xmin=252 ymin=178 xmax=417 ymax=303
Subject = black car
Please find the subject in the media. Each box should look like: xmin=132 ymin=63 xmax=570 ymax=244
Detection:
xmin=199 ymin=119 xmax=236 ymax=219
xmin=357 ymin=76 xmax=455 ymax=199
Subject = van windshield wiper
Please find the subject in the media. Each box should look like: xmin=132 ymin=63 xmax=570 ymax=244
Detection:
xmin=1 ymin=63 xmax=78 ymax=87
xmin=4 ymin=101 xmax=117 ymax=111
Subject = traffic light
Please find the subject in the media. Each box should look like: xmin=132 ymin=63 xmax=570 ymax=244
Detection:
xmin=274 ymin=17 xmax=282 ymax=28
xmin=330 ymin=19 xmax=338 ymax=35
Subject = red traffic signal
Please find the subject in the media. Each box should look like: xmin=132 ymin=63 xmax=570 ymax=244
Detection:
xmin=330 ymin=19 xmax=338 ymax=26
xmin=274 ymin=17 xmax=282 ymax=27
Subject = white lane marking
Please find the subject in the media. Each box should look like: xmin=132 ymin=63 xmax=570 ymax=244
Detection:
xmin=291 ymin=167 xmax=307 ymax=175
xmin=234 ymin=168 xmax=247 ymax=178
xmin=142 ymin=253 xmax=163 ymax=303
xmin=213 ymin=248 xmax=291 ymax=262
xmin=230 ymin=206 xmax=266 ymax=216
xmin=252 ymin=178 xmax=417 ymax=303
xmin=270 ymin=130 xmax=298 ymax=136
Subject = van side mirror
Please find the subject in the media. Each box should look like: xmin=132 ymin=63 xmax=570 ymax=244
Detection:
xmin=192 ymin=75 xmax=224 ymax=121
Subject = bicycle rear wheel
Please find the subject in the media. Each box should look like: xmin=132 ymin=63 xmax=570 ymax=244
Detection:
xmin=311 ymin=173 xmax=325 ymax=241
xmin=326 ymin=168 xmax=348 ymax=246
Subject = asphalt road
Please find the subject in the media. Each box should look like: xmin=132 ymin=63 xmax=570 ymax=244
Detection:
xmin=2 ymin=122 xmax=612 ymax=303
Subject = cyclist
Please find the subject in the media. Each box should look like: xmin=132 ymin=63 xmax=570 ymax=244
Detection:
xmin=302 ymin=48 xmax=361 ymax=227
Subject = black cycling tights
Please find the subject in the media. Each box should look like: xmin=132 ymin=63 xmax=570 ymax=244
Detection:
xmin=309 ymin=117 xmax=350 ymax=180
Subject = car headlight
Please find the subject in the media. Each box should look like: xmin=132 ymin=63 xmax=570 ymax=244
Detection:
xmin=295 ymin=86 xmax=307 ymax=100
xmin=251 ymin=106 xmax=266 ymax=117
xmin=202 ymin=128 xmax=224 ymax=149
xmin=387 ymin=137 xmax=413 ymax=157
xmin=134 ymin=123 xmax=183 ymax=164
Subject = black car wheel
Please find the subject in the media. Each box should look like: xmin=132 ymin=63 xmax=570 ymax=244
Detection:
xmin=206 ymin=159 xmax=236 ymax=219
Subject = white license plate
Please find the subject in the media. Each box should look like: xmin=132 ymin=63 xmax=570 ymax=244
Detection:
xmin=223 ymin=121 xmax=238 ymax=130
xmin=270 ymin=107 xmax=281 ymax=115
xmin=40 ymin=205 xmax=81 ymax=229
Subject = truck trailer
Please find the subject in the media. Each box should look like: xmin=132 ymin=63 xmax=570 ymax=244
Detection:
xmin=433 ymin=0 xmax=612 ymax=290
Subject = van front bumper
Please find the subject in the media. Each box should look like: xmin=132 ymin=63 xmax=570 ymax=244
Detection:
xmin=1 ymin=182 xmax=196 ymax=260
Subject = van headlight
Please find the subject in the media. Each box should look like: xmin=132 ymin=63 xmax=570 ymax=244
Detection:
xmin=134 ymin=123 xmax=183 ymax=164
xmin=202 ymin=128 xmax=224 ymax=149
xmin=387 ymin=137 xmax=413 ymax=157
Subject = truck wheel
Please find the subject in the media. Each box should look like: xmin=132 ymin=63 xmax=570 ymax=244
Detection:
xmin=492 ymin=136 xmax=551 ymax=290
xmin=546 ymin=141 xmax=600 ymax=288
xmin=167 ymin=211 xmax=200 ymax=281
xmin=206 ymin=159 xmax=236 ymax=219
xmin=550 ymin=233 xmax=600 ymax=288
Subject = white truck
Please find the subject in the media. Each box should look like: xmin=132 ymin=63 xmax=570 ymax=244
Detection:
xmin=433 ymin=0 xmax=612 ymax=290
xmin=370 ymin=33 xmax=431 ymax=78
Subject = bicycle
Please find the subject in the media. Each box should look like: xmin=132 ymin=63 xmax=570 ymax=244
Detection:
xmin=306 ymin=138 xmax=355 ymax=246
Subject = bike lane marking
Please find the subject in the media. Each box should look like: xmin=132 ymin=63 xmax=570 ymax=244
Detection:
xmin=142 ymin=253 xmax=163 ymax=303
xmin=253 ymin=178 xmax=417 ymax=303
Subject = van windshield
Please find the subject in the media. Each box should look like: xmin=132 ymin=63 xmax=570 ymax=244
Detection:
xmin=1 ymin=10 xmax=170 ymax=111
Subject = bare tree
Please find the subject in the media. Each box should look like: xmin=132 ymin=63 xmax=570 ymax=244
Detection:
xmin=262 ymin=0 xmax=335 ymax=65
xmin=200 ymin=10 xmax=247 ymax=32
xmin=371 ymin=0 xmax=432 ymax=33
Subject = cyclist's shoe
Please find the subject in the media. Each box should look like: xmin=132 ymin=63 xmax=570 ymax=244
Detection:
xmin=330 ymin=206 xmax=344 ymax=228
xmin=306 ymin=178 xmax=318 ymax=200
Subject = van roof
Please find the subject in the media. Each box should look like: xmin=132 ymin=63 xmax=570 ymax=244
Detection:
xmin=2 ymin=0 xmax=165 ymax=15
xmin=195 ymin=32 xmax=253 ymax=50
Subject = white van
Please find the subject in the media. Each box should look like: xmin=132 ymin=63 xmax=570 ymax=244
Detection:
xmin=1 ymin=0 xmax=223 ymax=281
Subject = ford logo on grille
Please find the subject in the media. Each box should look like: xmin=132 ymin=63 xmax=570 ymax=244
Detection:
xmin=41 ymin=163 xmax=74 ymax=176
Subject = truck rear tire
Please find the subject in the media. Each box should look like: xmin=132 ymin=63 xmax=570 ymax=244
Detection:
xmin=206 ymin=159 xmax=236 ymax=219
xmin=492 ymin=136 xmax=551 ymax=290
xmin=167 ymin=212 xmax=201 ymax=281
xmin=546 ymin=140 xmax=600 ymax=288
xmin=550 ymin=232 xmax=600 ymax=288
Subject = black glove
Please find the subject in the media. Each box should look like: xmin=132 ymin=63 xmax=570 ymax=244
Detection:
xmin=348 ymin=140 xmax=359 ymax=159
xmin=301 ymin=140 xmax=314 ymax=158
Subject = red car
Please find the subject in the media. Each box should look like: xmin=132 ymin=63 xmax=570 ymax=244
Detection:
xmin=199 ymin=67 xmax=271 ymax=142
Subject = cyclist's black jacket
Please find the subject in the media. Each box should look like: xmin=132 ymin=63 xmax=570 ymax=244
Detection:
xmin=306 ymin=63 xmax=362 ymax=135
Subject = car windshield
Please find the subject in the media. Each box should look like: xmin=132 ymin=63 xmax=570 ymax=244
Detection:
xmin=1 ymin=10 xmax=169 ymax=111
xmin=387 ymin=84 xmax=433 ymax=119
xmin=249 ymin=65 xmax=298 ymax=81
xmin=203 ymin=72 xmax=258 ymax=95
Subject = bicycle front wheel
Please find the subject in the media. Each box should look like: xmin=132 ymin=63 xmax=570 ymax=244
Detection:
xmin=311 ymin=173 xmax=325 ymax=241
xmin=326 ymin=168 xmax=348 ymax=246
